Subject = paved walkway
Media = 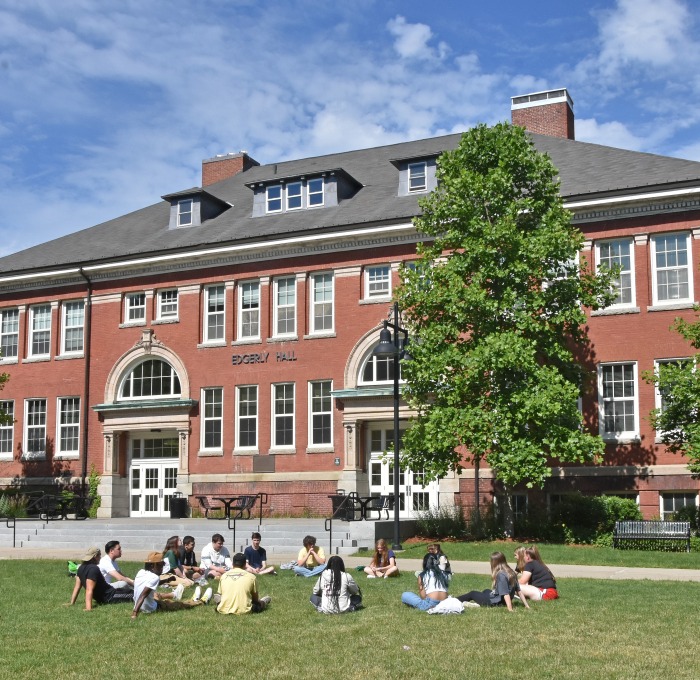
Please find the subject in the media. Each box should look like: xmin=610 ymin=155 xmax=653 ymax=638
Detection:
xmin=2 ymin=546 xmax=699 ymax=581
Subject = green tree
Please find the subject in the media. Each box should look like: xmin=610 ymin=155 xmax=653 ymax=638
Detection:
xmin=645 ymin=316 xmax=700 ymax=473
xmin=395 ymin=123 xmax=615 ymax=521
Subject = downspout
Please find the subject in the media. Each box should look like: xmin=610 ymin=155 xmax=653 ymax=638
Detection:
xmin=78 ymin=268 xmax=93 ymax=495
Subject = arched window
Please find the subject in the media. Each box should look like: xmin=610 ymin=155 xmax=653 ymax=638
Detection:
xmin=358 ymin=350 xmax=403 ymax=385
xmin=119 ymin=359 xmax=181 ymax=400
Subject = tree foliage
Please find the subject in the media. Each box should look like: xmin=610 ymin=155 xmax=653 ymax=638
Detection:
xmin=395 ymin=123 xmax=615 ymax=489
xmin=645 ymin=315 xmax=700 ymax=473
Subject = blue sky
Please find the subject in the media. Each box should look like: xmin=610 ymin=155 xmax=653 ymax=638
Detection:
xmin=1 ymin=0 xmax=699 ymax=256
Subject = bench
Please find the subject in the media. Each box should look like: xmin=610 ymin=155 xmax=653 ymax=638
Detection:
xmin=195 ymin=495 xmax=224 ymax=519
xmin=613 ymin=520 xmax=691 ymax=552
xmin=361 ymin=495 xmax=392 ymax=521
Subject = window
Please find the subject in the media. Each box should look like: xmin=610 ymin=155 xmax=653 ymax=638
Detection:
xmin=286 ymin=182 xmax=302 ymax=210
xmin=273 ymin=383 xmax=294 ymax=448
xmin=360 ymin=351 xmax=399 ymax=385
xmin=308 ymin=178 xmax=324 ymax=206
xmin=238 ymin=281 xmax=260 ymax=340
xmin=365 ymin=265 xmax=391 ymax=299
xmin=661 ymin=492 xmax=696 ymax=520
xmin=274 ymin=277 xmax=296 ymax=337
xmin=599 ymin=363 xmax=638 ymax=439
xmin=311 ymin=273 xmax=333 ymax=333
xmin=125 ymin=293 xmax=146 ymax=323
xmin=237 ymin=385 xmax=258 ymax=449
xmin=309 ymin=381 xmax=332 ymax=446
xmin=61 ymin=301 xmax=84 ymax=354
xmin=0 ymin=309 xmax=19 ymax=359
xmin=597 ymin=239 xmax=634 ymax=307
xmin=204 ymin=285 xmax=225 ymax=342
xmin=158 ymin=290 xmax=178 ymax=320
xmin=408 ymin=162 xmax=427 ymax=192
xmin=119 ymin=359 xmax=181 ymax=400
xmin=266 ymin=185 xmax=282 ymax=213
xmin=202 ymin=388 xmax=223 ymax=450
xmin=57 ymin=397 xmax=80 ymax=456
xmin=654 ymin=358 xmax=692 ymax=415
xmin=652 ymin=233 xmax=692 ymax=305
xmin=178 ymin=199 xmax=193 ymax=227
xmin=0 ymin=401 xmax=14 ymax=457
xmin=24 ymin=398 xmax=47 ymax=457
xmin=29 ymin=304 xmax=51 ymax=357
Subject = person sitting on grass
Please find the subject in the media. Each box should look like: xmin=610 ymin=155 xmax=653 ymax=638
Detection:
xmin=514 ymin=545 xmax=559 ymax=601
xmin=162 ymin=536 xmax=194 ymax=587
xmin=364 ymin=538 xmax=399 ymax=578
xmin=401 ymin=552 xmax=450 ymax=611
xmin=244 ymin=532 xmax=276 ymax=575
xmin=99 ymin=540 xmax=134 ymax=591
xmin=293 ymin=535 xmax=326 ymax=577
xmin=178 ymin=535 xmax=206 ymax=583
xmin=68 ymin=546 xmax=134 ymax=610
xmin=131 ymin=551 xmax=212 ymax=619
xmin=213 ymin=552 xmax=271 ymax=614
xmin=457 ymin=551 xmax=530 ymax=612
xmin=311 ymin=555 xmax=362 ymax=613
xmin=200 ymin=533 xmax=233 ymax=579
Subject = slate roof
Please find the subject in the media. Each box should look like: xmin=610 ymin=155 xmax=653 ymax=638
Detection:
xmin=3 ymin=132 xmax=700 ymax=275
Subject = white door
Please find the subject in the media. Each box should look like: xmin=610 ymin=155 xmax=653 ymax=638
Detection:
xmin=129 ymin=435 xmax=179 ymax=518
xmin=367 ymin=425 xmax=438 ymax=518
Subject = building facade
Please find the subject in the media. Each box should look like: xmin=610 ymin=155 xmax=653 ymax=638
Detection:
xmin=1 ymin=89 xmax=700 ymax=520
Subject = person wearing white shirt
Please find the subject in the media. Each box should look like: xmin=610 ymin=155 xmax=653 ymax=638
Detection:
xmin=98 ymin=541 xmax=134 ymax=590
xmin=199 ymin=533 xmax=232 ymax=578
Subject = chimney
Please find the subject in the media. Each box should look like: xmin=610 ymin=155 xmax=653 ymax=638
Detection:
xmin=202 ymin=151 xmax=259 ymax=187
xmin=511 ymin=88 xmax=575 ymax=140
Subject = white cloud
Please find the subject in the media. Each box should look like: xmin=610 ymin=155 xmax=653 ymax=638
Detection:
xmin=575 ymin=117 xmax=647 ymax=151
xmin=387 ymin=15 xmax=437 ymax=61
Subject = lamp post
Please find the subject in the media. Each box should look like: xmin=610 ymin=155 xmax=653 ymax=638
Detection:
xmin=372 ymin=302 xmax=410 ymax=551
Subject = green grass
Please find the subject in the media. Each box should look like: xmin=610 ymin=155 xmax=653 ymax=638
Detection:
xmin=2 ymin=560 xmax=699 ymax=679
xmin=393 ymin=540 xmax=700 ymax=568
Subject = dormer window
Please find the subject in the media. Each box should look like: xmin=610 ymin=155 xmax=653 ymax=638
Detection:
xmin=178 ymin=199 xmax=193 ymax=226
xmin=264 ymin=178 xmax=326 ymax=214
xmin=408 ymin=162 xmax=427 ymax=192
xmin=267 ymin=185 xmax=283 ymax=212
xmin=393 ymin=156 xmax=437 ymax=196
xmin=287 ymin=182 xmax=302 ymax=210
xmin=308 ymin=178 xmax=324 ymax=206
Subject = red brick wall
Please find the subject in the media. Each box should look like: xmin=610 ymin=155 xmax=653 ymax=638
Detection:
xmin=512 ymin=101 xmax=575 ymax=139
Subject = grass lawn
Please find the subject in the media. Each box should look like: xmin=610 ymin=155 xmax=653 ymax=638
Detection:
xmin=393 ymin=540 xmax=700 ymax=569
xmin=2 ymin=559 xmax=698 ymax=679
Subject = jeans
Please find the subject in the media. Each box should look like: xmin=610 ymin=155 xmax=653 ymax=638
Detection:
xmin=401 ymin=592 xmax=441 ymax=610
xmin=293 ymin=564 xmax=326 ymax=577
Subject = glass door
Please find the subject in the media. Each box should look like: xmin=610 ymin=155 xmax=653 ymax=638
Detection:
xmin=129 ymin=435 xmax=179 ymax=518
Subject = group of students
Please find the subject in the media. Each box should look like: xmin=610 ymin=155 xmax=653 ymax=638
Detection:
xmin=401 ymin=544 xmax=558 ymax=613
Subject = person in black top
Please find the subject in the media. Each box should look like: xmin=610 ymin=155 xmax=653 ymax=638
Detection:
xmin=68 ymin=546 xmax=134 ymax=610
xmin=178 ymin=535 xmax=206 ymax=581
xmin=514 ymin=545 xmax=559 ymax=601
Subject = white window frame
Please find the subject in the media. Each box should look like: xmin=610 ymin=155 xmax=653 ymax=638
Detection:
xmin=365 ymin=265 xmax=391 ymax=299
xmin=125 ymin=293 xmax=146 ymax=323
xmin=598 ymin=362 xmax=639 ymax=440
xmin=0 ymin=400 xmax=14 ymax=459
xmin=309 ymin=380 xmax=333 ymax=448
xmin=119 ymin=359 xmax=181 ymax=401
xmin=272 ymin=383 xmax=295 ymax=449
xmin=201 ymin=387 xmax=223 ymax=451
xmin=408 ymin=161 xmax=427 ymax=192
xmin=204 ymin=285 xmax=225 ymax=343
xmin=61 ymin=301 xmax=84 ymax=355
xmin=359 ymin=350 xmax=402 ymax=386
xmin=24 ymin=398 xmax=47 ymax=458
xmin=286 ymin=181 xmax=302 ymax=210
xmin=274 ymin=276 xmax=296 ymax=337
xmin=596 ymin=238 xmax=635 ymax=308
xmin=310 ymin=272 xmax=334 ymax=334
xmin=57 ymin=397 xmax=80 ymax=458
xmin=266 ymin=185 xmax=282 ymax=213
xmin=236 ymin=385 xmax=258 ymax=450
xmin=177 ymin=199 xmax=193 ymax=227
xmin=308 ymin=178 xmax=324 ymax=207
xmin=660 ymin=492 xmax=697 ymax=520
xmin=29 ymin=304 xmax=51 ymax=358
xmin=157 ymin=289 xmax=179 ymax=320
xmin=653 ymin=357 xmax=692 ymax=437
xmin=651 ymin=232 xmax=693 ymax=306
xmin=238 ymin=281 xmax=260 ymax=340
xmin=0 ymin=308 xmax=19 ymax=360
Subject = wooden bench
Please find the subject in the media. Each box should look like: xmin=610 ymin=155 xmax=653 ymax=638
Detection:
xmin=195 ymin=495 xmax=224 ymax=519
xmin=613 ymin=520 xmax=691 ymax=552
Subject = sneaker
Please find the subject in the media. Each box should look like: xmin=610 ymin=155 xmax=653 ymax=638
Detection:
xmin=462 ymin=601 xmax=480 ymax=609
xmin=200 ymin=587 xmax=213 ymax=604
xmin=260 ymin=595 xmax=271 ymax=606
xmin=192 ymin=586 xmax=202 ymax=602
xmin=366 ymin=574 xmax=376 ymax=579
xmin=173 ymin=584 xmax=185 ymax=601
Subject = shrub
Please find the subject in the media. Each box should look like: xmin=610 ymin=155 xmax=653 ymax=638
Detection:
xmin=468 ymin=504 xmax=505 ymax=541
xmin=87 ymin=465 xmax=101 ymax=518
xmin=0 ymin=493 xmax=29 ymax=518
xmin=416 ymin=504 xmax=468 ymax=540
xmin=672 ymin=505 xmax=700 ymax=533
xmin=599 ymin=496 xmax=643 ymax=534
xmin=549 ymin=493 xmax=607 ymax=544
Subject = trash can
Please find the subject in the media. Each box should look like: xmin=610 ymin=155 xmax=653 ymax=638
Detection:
xmin=169 ymin=493 xmax=188 ymax=519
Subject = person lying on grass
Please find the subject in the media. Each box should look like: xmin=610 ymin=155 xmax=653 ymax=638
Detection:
xmin=456 ymin=551 xmax=530 ymax=612
xmin=401 ymin=552 xmax=450 ymax=610
xmin=364 ymin=538 xmax=399 ymax=578
xmin=68 ymin=546 xmax=134 ymax=611
xmin=311 ymin=555 xmax=362 ymax=613
xmin=131 ymin=551 xmax=211 ymax=619
xmin=514 ymin=545 xmax=559 ymax=601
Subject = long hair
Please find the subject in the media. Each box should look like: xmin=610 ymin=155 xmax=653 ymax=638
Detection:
xmin=514 ymin=546 xmax=527 ymax=572
xmin=420 ymin=553 xmax=449 ymax=590
xmin=526 ymin=546 xmax=556 ymax=584
xmin=490 ymin=551 xmax=518 ymax=590
xmin=372 ymin=538 xmax=389 ymax=567
xmin=163 ymin=535 xmax=179 ymax=555
xmin=325 ymin=555 xmax=346 ymax=606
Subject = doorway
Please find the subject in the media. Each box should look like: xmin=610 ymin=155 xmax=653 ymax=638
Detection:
xmin=129 ymin=434 xmax=179 ymax=517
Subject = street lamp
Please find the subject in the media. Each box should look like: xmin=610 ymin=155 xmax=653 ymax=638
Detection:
xmin=372 ymin=302 xmax=410 ymax=551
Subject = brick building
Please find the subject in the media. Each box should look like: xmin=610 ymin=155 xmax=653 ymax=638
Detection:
xmin=1 ymin=88 xmax=700 ymax=520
